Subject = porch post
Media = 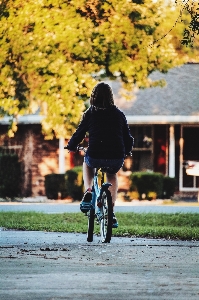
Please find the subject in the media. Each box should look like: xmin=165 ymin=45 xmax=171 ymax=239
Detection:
xmin=59 ymin=138 xmax=65 ymax=174
xmin=169 ymin=125 xmax=175 ymax=178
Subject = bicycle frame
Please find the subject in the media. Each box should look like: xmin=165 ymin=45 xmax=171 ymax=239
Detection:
xmin=92 ymin=169 xmax=112 ymax=212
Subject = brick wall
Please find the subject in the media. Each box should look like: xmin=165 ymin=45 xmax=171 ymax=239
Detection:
xmin=0 ymin=124 xmax=59 ymax=197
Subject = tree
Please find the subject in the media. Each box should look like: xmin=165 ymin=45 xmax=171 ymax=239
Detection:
xmin=0 ymin=0 xmax=185 ymax=138
xmin=176 ymin=0 xmax=199 ymax=47
xmin=151 ymin=1 xmax=199 ymax=49
xmin=160 ymin=0 xmax=199 ymax=62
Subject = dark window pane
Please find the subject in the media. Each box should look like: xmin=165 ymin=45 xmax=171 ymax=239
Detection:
xmin=183 ymin=168 xmax=194 ymax=187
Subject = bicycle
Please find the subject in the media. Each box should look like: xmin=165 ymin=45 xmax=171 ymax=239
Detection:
xmin=79 ymin=147 xmax=113 ymax=243
xmin=65 ymin=146 xmax=113 ymax=243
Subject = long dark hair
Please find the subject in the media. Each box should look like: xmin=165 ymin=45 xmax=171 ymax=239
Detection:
xmin=90 ymin=82 xmax=114 ymax=108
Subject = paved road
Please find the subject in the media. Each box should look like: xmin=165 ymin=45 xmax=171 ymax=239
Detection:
xmin=1 ymin=202 xmax=199 ymax=299
xmin=1 ymin=230 xmax=199 ymax=300
xmin=1 ymin=201 xmax=199 ymax=214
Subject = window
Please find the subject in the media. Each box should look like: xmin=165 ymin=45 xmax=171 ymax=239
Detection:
xmin=123 ymin=126 xmax=153 ymax=172
xmin=182 ymin=126 xmax=199 ymax=189
xmin=130 ymin=126 xmax=153 ymax=149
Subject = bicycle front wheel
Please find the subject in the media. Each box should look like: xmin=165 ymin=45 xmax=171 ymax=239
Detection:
xmin=100 ymin=189 xmax=113 ymax=243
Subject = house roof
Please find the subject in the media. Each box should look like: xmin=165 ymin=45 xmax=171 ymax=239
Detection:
xmin=112 ymin=63 xmax=199 ymax=124
xmin=0 ymin=115 xmax=43 ymax=125
xmin=0 ymin=63 xmax=198 ymax=125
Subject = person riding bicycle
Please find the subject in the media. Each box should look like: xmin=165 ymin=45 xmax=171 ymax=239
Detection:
xmin=66 ymin=82 xmax=134 ymax=228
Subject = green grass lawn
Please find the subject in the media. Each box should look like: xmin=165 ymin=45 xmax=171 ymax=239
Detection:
xmin=0 ymin=211 xmax=199 ymax=240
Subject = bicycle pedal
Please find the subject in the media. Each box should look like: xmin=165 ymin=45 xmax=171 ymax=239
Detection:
xmin=80 ymin=202 xmax=92 ymax=213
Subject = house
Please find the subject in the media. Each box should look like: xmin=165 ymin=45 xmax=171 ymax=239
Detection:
xmin=0 ymin=63 xmax=199 ymax=198
xmin=111 ymin=63 xmax=199 ymax=197
xmin=0 ymin=117 xmax=70 ymax=197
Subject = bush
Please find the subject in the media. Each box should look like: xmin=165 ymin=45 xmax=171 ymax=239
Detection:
xmin=65 ymin=166 xmax=83 ymax=200
xmin=130 ymin=172 xmax=164 ymax=200
xmin=162 ymin=176 xmax=176 ymax=199
xmin=45 ymin=166 xmax=83 ymax=200
xmin=130 ymin=172 xmax=177 ymax=200
xmin=0 ymin=153 xmax=21 ymax=198
xmin=44 ymin=174 xmax=66 ymax=200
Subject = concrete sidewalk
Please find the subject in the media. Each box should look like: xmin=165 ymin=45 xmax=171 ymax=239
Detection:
xmin=0 ymin=229 xmax=199 ymax=300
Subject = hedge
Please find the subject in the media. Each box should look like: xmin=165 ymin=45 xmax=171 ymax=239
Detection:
xmin=44 ymin=174 xmax=66 ymax=200
xmin=0 ymin=153 xmax=21 ymax=198
xmin=162 ymin=176 xmax=176 ymax=199
xmin=130 ymin=171 xmax=176 ymax=200
xmin=45 ymin=166 xmax=83 ymax=200
xmin=65 ymin=166 xmax=83 ymax=200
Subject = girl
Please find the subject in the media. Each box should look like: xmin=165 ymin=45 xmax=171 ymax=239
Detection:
xmin=66 ymin=82 xmax=134 ymax=227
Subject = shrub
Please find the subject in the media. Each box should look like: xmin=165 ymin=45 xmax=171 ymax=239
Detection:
xmin=45 ymin=166 xmax=83 ymax=200
xmin=130 ymin=171 xmax=164 ymax=200
xmin=44 ymin=174 xmax=66 ymax=200
xmin=0 ymin=153 xmax=21 ymax=198
xmin=162 ymin=176 xmax=176 ymax=199
xmin=65 ymin=166 xmax=83 ymax=200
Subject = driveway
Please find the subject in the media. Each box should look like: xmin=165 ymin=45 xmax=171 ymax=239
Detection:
xmin=0 ymin=229 xmax=199 ymax=300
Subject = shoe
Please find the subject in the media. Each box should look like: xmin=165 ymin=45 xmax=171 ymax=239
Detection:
xmin=112 ymin=212 xmax=118 ymax=228
xmin=80 ymin=189 xmax=92 ymax=213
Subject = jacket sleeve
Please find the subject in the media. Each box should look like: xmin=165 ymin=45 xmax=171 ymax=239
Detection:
xmin=67 ymin=110 xmax=89 ymax=151
xmin=122 ymin=114 xmax=134 ymax=155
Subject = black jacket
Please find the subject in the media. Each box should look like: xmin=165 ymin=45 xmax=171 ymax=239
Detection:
xmin=67 ymin=105 xmax=134 ymax=159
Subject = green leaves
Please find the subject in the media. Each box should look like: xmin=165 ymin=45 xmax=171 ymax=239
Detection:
xmin=0 ymin=0 xmax=189 ymax=138
xmin=179 ymin=0 xmax=199 ymax=47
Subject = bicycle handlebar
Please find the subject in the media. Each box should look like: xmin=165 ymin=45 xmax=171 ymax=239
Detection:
xmin=65 ymin=145 xmax=132 ymax=157
xmin=77 ymin=146 xmax=87 ymax=153
xmin=64 ymin=145 xmax=87 ymax=153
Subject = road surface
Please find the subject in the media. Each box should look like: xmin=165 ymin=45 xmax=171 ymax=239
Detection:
xmin=0 ymin=229 xmax=199 ymax=300
xmin=0 ymin=201 xmax=199 ymax=214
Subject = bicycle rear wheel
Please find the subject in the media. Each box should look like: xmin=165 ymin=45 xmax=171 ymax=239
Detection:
xmin=100 ymin=189 xmax=113 ymax=243
xmin=87 ymin=208 xmax=95 ymax=242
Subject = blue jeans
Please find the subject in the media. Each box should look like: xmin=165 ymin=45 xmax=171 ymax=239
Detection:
xmin=85 ymin=154 xmax=124 ymax=174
